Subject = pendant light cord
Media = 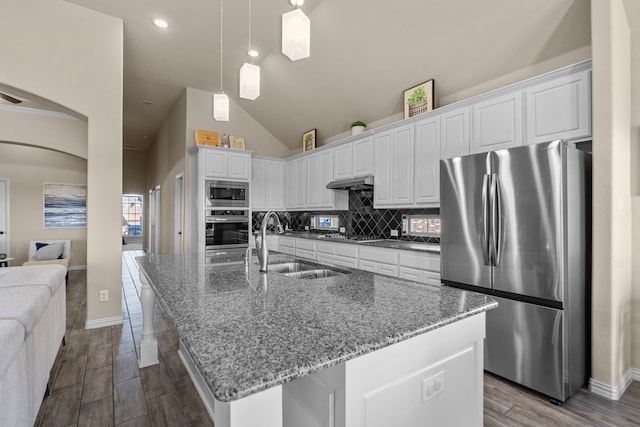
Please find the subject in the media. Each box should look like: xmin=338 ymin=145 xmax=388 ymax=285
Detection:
xmin=219 ymin=0 xmax=224 ymax=93
xmin=248 ymin=0 xmax=252 ymax=61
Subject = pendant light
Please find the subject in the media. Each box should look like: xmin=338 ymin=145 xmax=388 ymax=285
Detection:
xmin=282 ymin=0 xmax=310 ymax=61
xmin=214 ymin=0 xmax=229 ymax=121
xmin=239 ymin=0 xmax=260 ymax=100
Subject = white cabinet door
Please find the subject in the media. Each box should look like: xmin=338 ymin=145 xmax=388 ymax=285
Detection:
xmin=391 ymin=124 xmax=414 ymax=205
xmin=285 ymin=160 xmax=296 ymax=209
xmin=228 ymin=152 xmax=251 ymax=180
xmin=267 ymin=160 xmax=285 ymax=210
xmin=414 ymin=115 xmax=441 ymax=205
xmin=333 ymin=143 xmax=352 ymax=180
xmin=295 ymin=157 xmax=307 ymax=209
xmin=318 ymin=149 xmax=335 ymax=208
xmin=306 ymin=153 xmax=319 ymax=208
xmin=251 ymin=159 xmax=267 ymax=209
xmin=373 ymin=130 xmax=393 ymax=206
xmin=525 ymin=69 xmax=591 ymax=144
xmin=204 ymin=150 xmax=227 ymax=178
xmin=472 ymin=90 xmax=523 ymax=154
xmin=441 ymin=107 xmax=470 ymax=160
xmin=352 ymin=136 xmax=373 ymax=177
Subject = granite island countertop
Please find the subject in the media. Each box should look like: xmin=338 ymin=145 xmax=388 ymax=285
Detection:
xmin=136 ymin=251 xmax=495 ymax=403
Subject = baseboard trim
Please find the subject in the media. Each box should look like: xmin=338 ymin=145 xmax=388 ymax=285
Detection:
xmin=69 ymin=265 xmax=87 ymax=271
xmin=84 ymin=316 xmax=123 ymax=330
xmin=178 ymin=340 xmax=216 ymax=422
xmin=589 ymin=368 xmax=635 ymax=400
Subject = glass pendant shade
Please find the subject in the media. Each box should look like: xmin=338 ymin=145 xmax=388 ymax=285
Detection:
xmin=213 ymin=93 xmax=229 ymax=121
xmin=239 ymin=63 xmax=260 ymax=100
xmin=282 ymin=8 xmax=310 ymax=61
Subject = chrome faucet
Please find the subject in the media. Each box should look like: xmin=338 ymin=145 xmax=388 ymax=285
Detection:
xmin=258 ymin=211 xmax=284 ymax=272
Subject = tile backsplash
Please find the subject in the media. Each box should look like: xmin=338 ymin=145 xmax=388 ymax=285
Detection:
xmin=252 ymin=190 xmax=439 ymax=243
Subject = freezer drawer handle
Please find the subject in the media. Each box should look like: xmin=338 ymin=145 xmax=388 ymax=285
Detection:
xmin=482 ymin=174 xmax=491 ymax=266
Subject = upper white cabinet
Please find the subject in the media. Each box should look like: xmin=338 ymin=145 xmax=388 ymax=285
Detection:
xmin=414 ymin=115 xmax=441 ymax=205
xmin=251 ymin=158 xmax=284 ymax=211
xmin=525 ymin=69 xmax=591 ymax=144
xmin=333 ymin=143 xmax=352 ymax=180
xmin=285 ymin=160 xmax=296 ymax=209
xmin=440 ymin=107 xmax=470 ymax=160
xmin=333 ymin=136 xmax=373 ymax=180
xmin=294 ymin=157 xmax=307 ymax=209
xmin=319 ymin=149 xmax=346 ymax=208
xmin=204 ymin=148 xmax=251 ymax=180
xmin=374 ymin=124 xmax=414 ymax=207
xmin=471 ymin=90 xmax=523 ymax=154
xmin=352 ymin=136 xmax=373 ymax=177
xmin=306 ymin=153 xmax=320 ymax=208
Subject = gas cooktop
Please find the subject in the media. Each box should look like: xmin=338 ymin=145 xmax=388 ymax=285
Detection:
xmin=322 ymin=233 xmax=384 ymax=243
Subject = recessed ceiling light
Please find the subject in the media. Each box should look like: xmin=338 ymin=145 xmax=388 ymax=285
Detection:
xmin=248 ymin=49 xmax=259 ymax=58
xmin=153 ymin=18 xmax=168 ymax=29
xmin=289 ymin=0 xmax=304 ymax=6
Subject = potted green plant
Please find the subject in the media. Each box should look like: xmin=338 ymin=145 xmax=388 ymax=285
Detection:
xmin=407 ymin=86 xmax=428 ymax=117
xmin=351 ymin=120 xmax=367 ymax=136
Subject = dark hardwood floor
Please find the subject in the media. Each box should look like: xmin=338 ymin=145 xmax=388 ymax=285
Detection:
xmin=34 ymin=250 xmax=639 ymax=426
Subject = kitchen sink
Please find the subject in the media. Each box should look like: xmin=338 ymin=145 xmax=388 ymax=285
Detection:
xmin=282 ymin=269 xmax=344 ymax=280
xmin=267 ymin=261 xmax=317 ymax=274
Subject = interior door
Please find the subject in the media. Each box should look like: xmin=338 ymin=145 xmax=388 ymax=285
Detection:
xmin=492 ymin=141 xmax=563 ymax=302
xmin=440 ymin=152 xmax=492 ymax=289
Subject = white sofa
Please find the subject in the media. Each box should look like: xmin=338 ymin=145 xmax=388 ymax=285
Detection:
xmin=0 ymin=264 xmax=67 ymax=427
xmin=22 ymin=240 xmax=71 ymax=275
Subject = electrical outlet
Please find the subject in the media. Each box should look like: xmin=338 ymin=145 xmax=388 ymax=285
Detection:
xmin=422 ymin=371 xmax=444 ymax=403
xmin=339 ymin=227 xmax=346 ymax=233
xmin=390 ymin=229 xmax=399 ymax=237
xmin=99 ymin=290 xmax=109 ymax=302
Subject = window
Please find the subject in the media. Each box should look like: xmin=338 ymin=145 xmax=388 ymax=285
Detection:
xmin=122 ymin=194 xmax=143 ymax=236
xmin=402 ymin=215 xmax=440 ymax=237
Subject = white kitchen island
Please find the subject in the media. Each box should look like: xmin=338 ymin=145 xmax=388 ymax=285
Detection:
xmin=136 ymin=252 xmax=496 ymax=427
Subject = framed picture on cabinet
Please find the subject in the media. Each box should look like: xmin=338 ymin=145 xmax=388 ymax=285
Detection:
xmin=303 ymin=128 xmax=316 ymax=152
xmin=229 ymin=135 xmax=245 ymax=150
xmin=403 ymin=79 xmax=435 ymax=119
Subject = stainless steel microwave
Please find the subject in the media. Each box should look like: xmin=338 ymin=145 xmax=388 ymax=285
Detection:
xmin=206 ymin=180 xmax=249 ymax=208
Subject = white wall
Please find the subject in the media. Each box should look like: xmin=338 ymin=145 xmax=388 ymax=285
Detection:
xmin=0 ymin=0 xmax=123 ymax=326
xmin=590 ymin=0 xmax=634 ymax=396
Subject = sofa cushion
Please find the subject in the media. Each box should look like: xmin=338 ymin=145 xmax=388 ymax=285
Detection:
xmin=34 ymin=242 xmax=65 ymax=260
xmin=0 ymin=319 xmax=25 ymax=379
xmin=0 ymin=265 xmax=66 ymax=296
xmin=0 ymin=286 xmax=50 ymax=336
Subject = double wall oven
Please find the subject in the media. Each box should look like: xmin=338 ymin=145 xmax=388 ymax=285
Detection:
xmin=205 ymin=180 xmax=250 ymax=254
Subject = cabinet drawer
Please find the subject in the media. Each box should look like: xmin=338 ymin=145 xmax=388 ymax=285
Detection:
xmin=278 ymin=237 xmax=296 ymax=248
xmin=296 ymin=238 xmax=316 ymax=251
xmin=316 ymin=241 xmax=335 ymax=255
xmin=358 ymin=260 xmax=378 ymax=273
xmin=399 ymin=251 xmax=440 ymax=272
xmin=378 ymin=264 xmax=399 ymax=277
xmin=399 ymin=267 xmax=425 ymax=283
xmin=317 ymin=254 xmax=358 ymax=269
xmin=296 ymin=249 xmax=316 ymax=260
xmin=359 ymin=247 xmax=398 ymax=264
xmin=279 ymin=246 xmax=296 ymax=256
xmin=334 ymin=243 xmax=358 ymax=258
xmin=424 ymin=271 xmax=442 ymax=286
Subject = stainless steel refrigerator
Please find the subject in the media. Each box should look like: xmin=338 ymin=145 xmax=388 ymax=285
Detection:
xmin=440 ymin=140 xmax=591 ymax=402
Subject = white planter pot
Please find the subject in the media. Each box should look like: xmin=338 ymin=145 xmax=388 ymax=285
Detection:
xmin=351 ymin=126 xmax=365 ymax=136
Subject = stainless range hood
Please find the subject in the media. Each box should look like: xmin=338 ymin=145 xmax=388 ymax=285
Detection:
xmin=326 ymin=175 xmax=374 ymax=190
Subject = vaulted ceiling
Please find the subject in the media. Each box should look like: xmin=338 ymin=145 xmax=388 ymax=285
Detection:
xmin=29 ymin=1 xmax=600 ymax=152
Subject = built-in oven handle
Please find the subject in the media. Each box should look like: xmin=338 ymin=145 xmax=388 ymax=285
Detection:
xmin=206 ymin=216 xmax=249 ymax=223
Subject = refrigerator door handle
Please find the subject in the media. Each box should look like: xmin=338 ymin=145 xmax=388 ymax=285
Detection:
xmin=490 ymin=173 xmax=502 ymax=266
xmin=482 ymin=174 xmax=491 ymax=266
